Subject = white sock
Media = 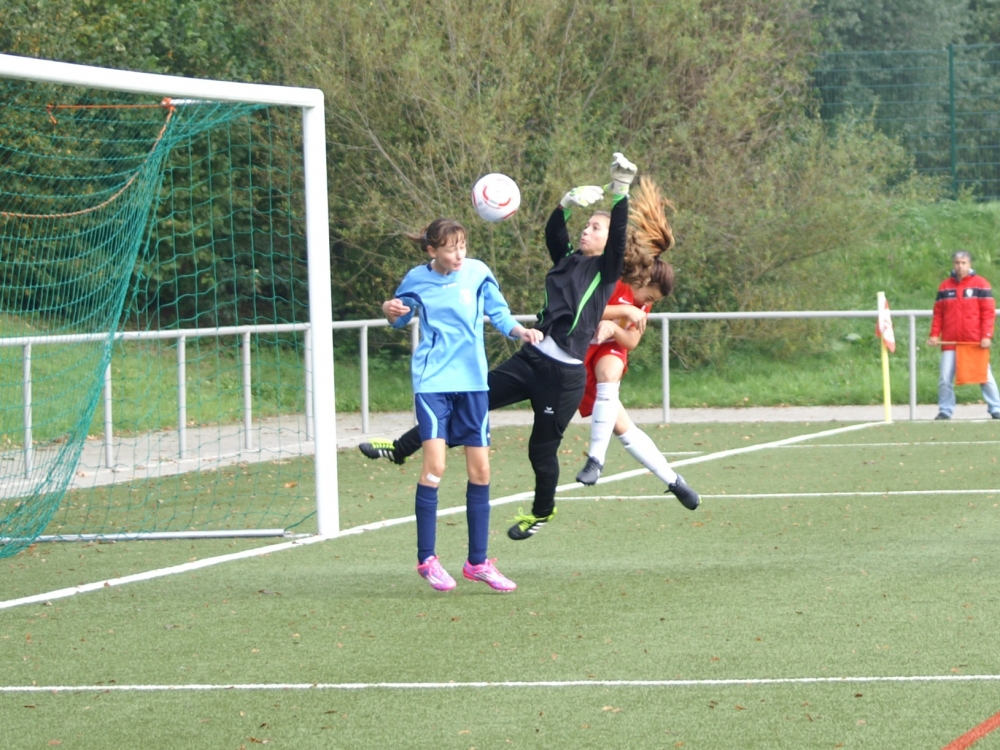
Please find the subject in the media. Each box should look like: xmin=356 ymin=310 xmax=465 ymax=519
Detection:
xmin=587 ymin=382 xmax=620 ymax=464
xmin=618 ymin=426 xmax=677 ymax=486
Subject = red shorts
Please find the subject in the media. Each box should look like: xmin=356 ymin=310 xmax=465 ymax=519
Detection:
xmin=577 ymin=342 xmax=630 ymax=418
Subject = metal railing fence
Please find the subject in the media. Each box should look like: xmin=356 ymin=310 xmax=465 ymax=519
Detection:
xmin=653 ymin=309 xmax=933 ymax=423
xmin=345 ymin=308 xmax=951 ymax=425
xmin=5 ymin=307 xmax=977 ymax=480
xmin=1 ymin=323 xmax=311 ymax=479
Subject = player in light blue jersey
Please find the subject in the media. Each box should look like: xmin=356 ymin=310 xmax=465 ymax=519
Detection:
xmin=381 ymin=218 xmax=543 ymax=592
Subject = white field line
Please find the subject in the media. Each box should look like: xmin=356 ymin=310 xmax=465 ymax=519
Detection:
xmin=558 ymin=488 xmax=1000 ymax=502
xmin=776 ymin=440 xmax=1000 ymax=449
xmin=2 ymin=674 xmax=1000 ymax=692
xmin=0 ymin=420 xmax=883 ymax=612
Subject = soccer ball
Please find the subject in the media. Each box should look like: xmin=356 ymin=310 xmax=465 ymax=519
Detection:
xmin=471 ymin=173 xmax=520 ymax=222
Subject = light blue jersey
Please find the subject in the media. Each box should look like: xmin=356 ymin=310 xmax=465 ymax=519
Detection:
xmin=392 ymin=258 xmax=519 ymax=394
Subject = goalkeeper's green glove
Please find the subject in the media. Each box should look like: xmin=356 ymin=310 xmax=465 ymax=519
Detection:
xmin=560 ymin=185 xmax=605 ymax=209
xmin=607 ymin=152 xmax=638 ymax=196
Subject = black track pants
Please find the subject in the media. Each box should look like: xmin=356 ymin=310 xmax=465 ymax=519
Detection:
xmin=393 ymin=346 xmax=585 ymax=517
xmin=488 ymin=346 xmax=585 ymax=517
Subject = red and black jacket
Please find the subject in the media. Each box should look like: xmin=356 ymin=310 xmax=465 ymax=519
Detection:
xmin=930 ymin=271 xmax=996 ymax=350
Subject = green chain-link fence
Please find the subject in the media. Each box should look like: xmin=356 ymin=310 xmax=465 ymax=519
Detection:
xmin=814 ymin=45 xmax=1000 ymax=199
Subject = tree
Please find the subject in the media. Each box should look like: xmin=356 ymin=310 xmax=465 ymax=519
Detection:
xmin=811 ymin=0 xmax=971 ymax=51
xmin=256 ymin=0 xmax=925 ymax=363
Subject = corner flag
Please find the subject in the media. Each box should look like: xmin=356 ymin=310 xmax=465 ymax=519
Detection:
xmin=876 ymin=292 xmax=894 ymax=423
xmin=876 ymin=292 xmax=895 ymax=354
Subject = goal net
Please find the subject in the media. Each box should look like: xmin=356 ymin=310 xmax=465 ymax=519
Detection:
xmin=0 ymin=56 xmax=337 ymax=558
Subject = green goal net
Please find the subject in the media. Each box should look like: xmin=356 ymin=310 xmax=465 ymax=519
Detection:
xmin=0 ymin=57 xmax=337 ymax=558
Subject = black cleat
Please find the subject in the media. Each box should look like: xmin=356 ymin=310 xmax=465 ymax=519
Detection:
xmin=507 ymin=507 xmax=557 ymax=540
xmin=575 ymin=455 xmax=604 ymax=486
xmin=359 ymin=438 xmax=406 ymax=465
xmin=934 ymin=412 xmax=951 ymax=420
xmin=667 ymin=473 xmax=700 ymax=510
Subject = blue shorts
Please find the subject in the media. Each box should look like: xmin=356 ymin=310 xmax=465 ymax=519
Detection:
xmin=415 ymin=391 xmax=490 ymax=447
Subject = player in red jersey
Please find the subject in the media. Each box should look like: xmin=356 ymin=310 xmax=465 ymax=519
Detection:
xmin=574 ymin=264 xmax=700 ymax=510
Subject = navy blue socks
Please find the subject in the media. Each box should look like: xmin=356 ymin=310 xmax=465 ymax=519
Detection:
xmin=465 ymin=482 xmax=490 ymax=566
xmin=414 ymin=483 xmax=439 ymax=563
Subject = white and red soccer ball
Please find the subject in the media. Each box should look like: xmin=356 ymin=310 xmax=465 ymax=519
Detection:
xmin=471 ymin=173 xmax=520 ymax=222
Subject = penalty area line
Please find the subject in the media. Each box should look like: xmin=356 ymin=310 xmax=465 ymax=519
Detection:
xmin=2 ymin=673 xmax=1000 ymax=693
xmin=0 ymin=420 xmax=883 ymax=612
xmin=556 ymin=488 xmax=1000 ymax=502
xmin=777 ymin=440 xmax=1000 ymax=449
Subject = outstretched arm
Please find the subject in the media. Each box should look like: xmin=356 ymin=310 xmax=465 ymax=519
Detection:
xmin=511 ymin=324 xmax=544 ymax=345
xmin=545 ymin=185 xmax=605 ymax=264
xmin=545 ymin=206 xmax=573 ymax=264
xmin=482 ymin=273 xmax=543 ymax=344
xmin=599 ymin=153 xmax=636 ymax=282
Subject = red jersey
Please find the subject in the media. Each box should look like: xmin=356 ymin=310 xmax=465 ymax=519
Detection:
xmin=930 ymin=271 xmax=995 ymax=350
xmin=593 ymin=281 xmax=652 ymax=339
xmin=578 ymin=281 xmax=650 ymax=417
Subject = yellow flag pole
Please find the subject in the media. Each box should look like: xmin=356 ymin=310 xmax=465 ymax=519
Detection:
xmin=881 ymin=337 xmax=892 ymax=423
xmin=877 ymin=291 xmax=892 ymax=423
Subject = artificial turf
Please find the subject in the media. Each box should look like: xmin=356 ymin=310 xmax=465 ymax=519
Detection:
xmin=3 ymin=420 xmax=1000 ymax=748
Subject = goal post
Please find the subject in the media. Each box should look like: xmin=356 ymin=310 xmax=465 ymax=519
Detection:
xmin=0 ymin=54 xmax=340 ymax=557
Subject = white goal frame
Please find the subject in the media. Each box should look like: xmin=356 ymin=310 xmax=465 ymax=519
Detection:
xmin=0 ymin=54 xmax=341 ymax=536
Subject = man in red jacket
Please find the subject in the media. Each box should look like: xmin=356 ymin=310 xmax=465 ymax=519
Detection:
xmin=927 ymin=250 xmax=1000 ymax=419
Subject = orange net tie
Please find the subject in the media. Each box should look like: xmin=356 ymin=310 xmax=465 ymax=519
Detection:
xmin=2 ymin=98 xmax=178 ymax=221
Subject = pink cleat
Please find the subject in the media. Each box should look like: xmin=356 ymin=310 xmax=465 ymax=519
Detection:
xmin=416 ymin=555 xmax=456 ymax=591
xmin=462 ymin=558 xmax=517 ymax=592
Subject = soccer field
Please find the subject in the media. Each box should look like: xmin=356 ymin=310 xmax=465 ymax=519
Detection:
xmin=3 ymin=420 xmax=1000 ymax=748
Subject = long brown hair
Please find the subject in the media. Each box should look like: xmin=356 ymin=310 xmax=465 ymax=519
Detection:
xmin=647 ymin=257 xmax=675 ymax=298
xmin=405 ymin=218 xmax=466 ymax=252
xmin=621 ymin=176 xmax=676 ymax=289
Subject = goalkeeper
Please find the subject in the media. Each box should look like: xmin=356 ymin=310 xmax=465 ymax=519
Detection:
xmin=362 ymin=152 xmax=638 ymax=541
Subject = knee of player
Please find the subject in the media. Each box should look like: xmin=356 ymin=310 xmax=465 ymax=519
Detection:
xmin=527 ymin=439 xmax=562 ymax=462
xmin=468 ymin=466 xmax=490 ymax=485
xmin=595 ymin=357 xmax=625 ymax=383
xmin=421 ymin=462 xmax=446 ymax=484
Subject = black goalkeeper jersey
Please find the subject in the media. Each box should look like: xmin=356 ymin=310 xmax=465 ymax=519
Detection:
xmin=534 ymin=195 xmax=628 ymax=361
